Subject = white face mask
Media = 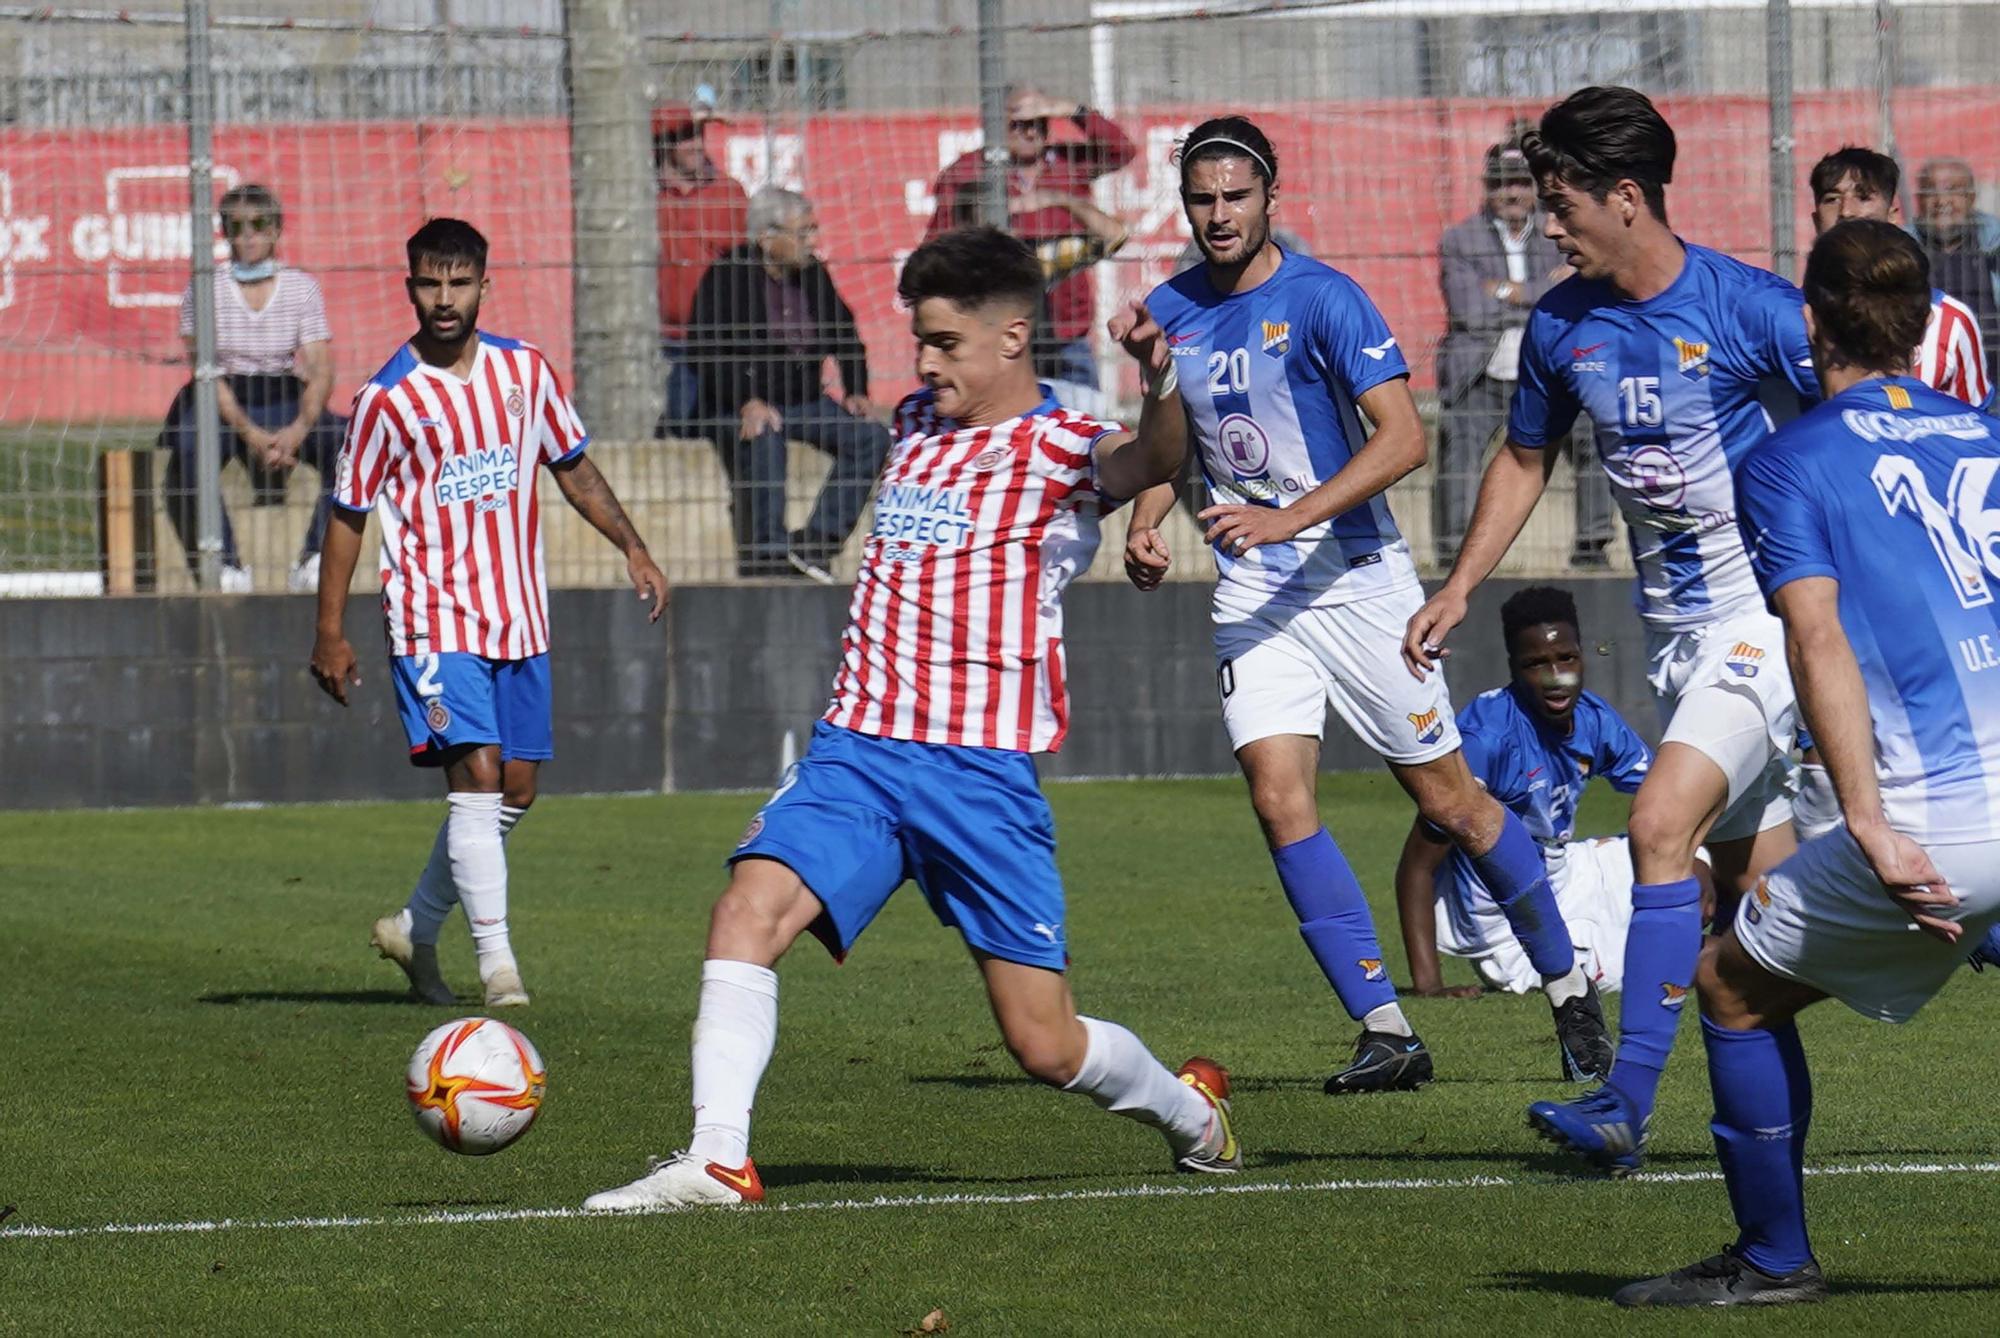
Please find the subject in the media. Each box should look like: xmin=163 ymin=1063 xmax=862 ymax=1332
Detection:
xmin=231 ymin=258 xmax=278 ymax=283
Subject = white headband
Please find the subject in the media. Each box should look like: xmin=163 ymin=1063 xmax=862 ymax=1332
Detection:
xmin=1183 ymin=135 xmax=1274 ymax=186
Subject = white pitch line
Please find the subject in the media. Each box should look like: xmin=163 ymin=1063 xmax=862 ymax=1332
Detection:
xmin=6 ymin=1160 xmax=1999 ymax=1243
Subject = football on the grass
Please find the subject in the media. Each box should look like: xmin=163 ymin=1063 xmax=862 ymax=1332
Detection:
xmin=406 ymin=1017 xmax=547 ymax=1155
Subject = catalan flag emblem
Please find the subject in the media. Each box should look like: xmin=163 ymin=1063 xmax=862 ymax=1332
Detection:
xmin=1359 ymin=958 xmax=1387 ymax=982
xmin=1660 ymin=982 xmax=1689 ymax=1007
xmin=1261 ymin=319 xmax=1291 ymax=355
xmin=1408 ymin=709 xmax=1444 ymax=744
xmin=1673 ymin=336 xmax=1710 ymax=379
xmin=1724 ymin=642 xmax=1765 ymax=679
xmin=1885 ymin=384 xmax=1913 ymax=410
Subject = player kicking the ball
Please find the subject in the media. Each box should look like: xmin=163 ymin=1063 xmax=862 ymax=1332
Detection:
xmin=1619 ymin=219 xmax=2000 ymax=1306
xmin=1404 ymin=88 xmax=1818 ymax=1172
xmin=311 ymin=218 xmax=667 ymax=1008
xmin=585 ymin=227 xmax=1237 ymax=1214
xmin=1124 ymin=116 xmax=1611 ymax=1092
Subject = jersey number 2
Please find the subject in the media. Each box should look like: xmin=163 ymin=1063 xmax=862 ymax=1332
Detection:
xmin=1207 ymin=349 xmax=1250 ymax=395
xmin=1872 ymin=453 xmax=2000 ymax=608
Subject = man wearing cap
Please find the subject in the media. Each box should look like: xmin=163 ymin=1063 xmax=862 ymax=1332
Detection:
xmin=927 ymin=85 xmax=1135 ymax=390
xmin=657 ymin=91 xmax=749 ymax=436
xmin=1435 ymin=133 xmax=1611 ymax=568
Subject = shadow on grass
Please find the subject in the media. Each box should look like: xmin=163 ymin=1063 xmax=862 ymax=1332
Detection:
xmin=1485 ymin=1269 xmax=2000 ymax=1301
xmin=759 ymin=1163 xmax=1094 ymax=1191
xmin=199 ymin=989 xmax=431 ymax=1006
xmin=1255 ymin=1146 xmax=1717 ymax=1176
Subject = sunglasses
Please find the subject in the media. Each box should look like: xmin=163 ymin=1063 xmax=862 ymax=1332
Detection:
xmin=224 ymin=215 xmax=277 ymax=237
xmin=1009 ymin=119 xmax=1047 ymax=133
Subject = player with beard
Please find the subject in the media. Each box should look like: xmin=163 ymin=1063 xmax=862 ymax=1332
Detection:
xmin=312 ymin=217 xmax=667 ymax=1009
xmin=1123 ymin=117 xmax=1614 ymax=1092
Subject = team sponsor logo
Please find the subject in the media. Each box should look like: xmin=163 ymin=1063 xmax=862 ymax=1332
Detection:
xmin=1571 ymin=341 xmax=1608 ymax=373
xmin=504 ymin=385 xmax=527 ymax=419
xmin=1885 ymin=384 xmax=1913 ymax=410
xmin=1660 ymin=982 xmax=1689 ymax=1007
xmin=1625 ymin=444 xmax=1688 ymax=509
xmin=1841 ymin=407 xmax=1987 ymax=443
xmin=1216 ymin=413 xmax=1272 ymax=476
xmin=872 ymin=482 xmax=975 ymax=548
xmin=1260 ymin=319 xmax=1291 ymax=355
xmin=1168 ymin=330 xmax=1204 ymax=358
xmin=433 ymin=443 xmax=519 ymax=506
xmin=736 ymin=815 xmax=765 ymax=848
xmin=1359 ymin=958 xmax=1387 ymax=983
xmin=1673 ymin=336 xmax=1710 ymax=379
xmin=425 ymin=699 xmax=452 ymax=733
xmin=1725 ymin=641 xmax=1765 ymax=678
xmin=971 ymin=445 xmax=1010 ymax=472
xmin=1408 ymin=708 xmax=1445 ymax=745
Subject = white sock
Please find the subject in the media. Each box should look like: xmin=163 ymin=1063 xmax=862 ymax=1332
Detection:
xmin=1543 ymin=961 xmax=1590 ymax=1006
xmin=500 ymin=805 xmax=527 ymax=840
xmin=1362 ymin=1002 xmax=1413 ymax=1037
xmin=1063 ymin=1016 xmax=1213 ymax=1152
xmin=403 ymin=819 xmax=458 ymax=946
xmin=445 ymin=792 xmax=514 ymax=983
xmin=688 ymin=959 xmax=780 ymax=1167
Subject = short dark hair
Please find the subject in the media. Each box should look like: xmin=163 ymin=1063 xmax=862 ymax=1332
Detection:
xmin=219 ymin=182 xmax=282 ymax=228
xmin=1523 ymin=86 xmax=1676 ymax=221
xmin=1803 ymin=219 xmax=1930 ymax=372
xmin=897 ymin=226 xmax=1043 ymax=318
xmin=1810 ymin=145 xmax=1899 ymax=204
xmin=406 ymin=217 xmax=488 ymax=276
xmin=1501 ymin=585 xmax=1580 ymax=650
xmin=1177 ymin=115 xmax=1279 ymax=192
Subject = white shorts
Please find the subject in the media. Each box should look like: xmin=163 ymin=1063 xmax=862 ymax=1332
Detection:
xmin=1212 ymin=585 xmax=1460 ymax=765
xmin=1736 ymin=828 xmax=2000 ymax=1022
xmin=1648 ymin=607 xmax=1800 ymax=843
xmin=1440 ymin=836 xmax=1637 ymax=994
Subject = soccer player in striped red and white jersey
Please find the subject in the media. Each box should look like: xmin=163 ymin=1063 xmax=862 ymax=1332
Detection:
xmin=586 ymin=227 xmax=1240 ymax=1214
xmin=1810 ymin=146 xmax=1994 ymax=411
xmin=310 ymin=218 xmax=666 ymax=1010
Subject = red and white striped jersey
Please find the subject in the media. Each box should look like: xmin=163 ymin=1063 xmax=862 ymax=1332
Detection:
xmin=333 ymin=334 xmax=588 ymax=660
xmin=1916 ymin=287 xmax=1994 ymax=410
xmin=824 ymin=390 xmax=1118 ymax=753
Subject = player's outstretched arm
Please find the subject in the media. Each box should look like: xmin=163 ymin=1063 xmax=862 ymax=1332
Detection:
xmin=1775 ymin=575 xmax=1958 ymax=940
xmin=1095 ymin=300 xmax=1188 ymax=501
xmin=550 ymin=454 xmax=668 ymax=622
xmin=1122 ymin=483 xmax=1175 ymax=592
xmin=1394 ymin=819 xmax=1473 ymax=998
xmin=1401 ymin=442 xmax=1556 ymax=680
xmin=309 ymin=507 xmax=366 ymax=706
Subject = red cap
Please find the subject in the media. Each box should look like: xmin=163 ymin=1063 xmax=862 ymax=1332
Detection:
xmin=654 ymin=100 xmax=723 ymax=142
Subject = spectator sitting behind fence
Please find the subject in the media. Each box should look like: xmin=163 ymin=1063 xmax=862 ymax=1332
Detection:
xmin=1915 ymin=156 xmax=2000 ymax=368
xmin=686 ymin=187 xmax=888 ymax=582
xmin=160 ymin=183 xmax=344 ymax=593
xmin=1436 ymin=134 xmax=1612 ymax=570
xmin=656 ymin=86 xmax=748 ymax=436
xmin=928 ymin=85 xmax=1135 ymax=389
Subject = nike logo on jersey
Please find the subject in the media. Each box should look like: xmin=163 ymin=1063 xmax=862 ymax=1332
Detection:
xmin=1361 ymin=337 xmax=1398 ymax=360
xmin=1526 ymin=767 xmax=1544 ymax=778
xmin=1572 ymin=342 xmax=1608 ymax=359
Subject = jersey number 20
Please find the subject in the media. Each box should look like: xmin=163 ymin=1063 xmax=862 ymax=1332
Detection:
xmin=1207 ymin=349 xmax=1251 ymax=395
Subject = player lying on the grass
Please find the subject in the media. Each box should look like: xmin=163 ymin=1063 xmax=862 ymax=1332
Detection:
xmin=1404 ymin=86 xmax=1818 ymax=1173
xmin=310 ymin=217 xmax=667 ymax=1009
xmin=1121 ymin=117 xmax=1610 ymax=1095
xmin=584 ymin=226 xmax=1239 ymax=1214
xmin=1616 ymin=217 xmax=2000 ymax=1308
xmin=1396 ymin=586 xmax=1705 ymax=1014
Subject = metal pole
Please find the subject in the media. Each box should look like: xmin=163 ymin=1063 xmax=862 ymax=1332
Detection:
xmin=185 ymin=0 xmax=224 ymax=590
xmin=976 ymin=0 xmax=1007 ymax=228
xmin=1874 ymin=0 xmax=1899 ymax=164
xmin=1766 ymin=0 xmax=1797 ymax=278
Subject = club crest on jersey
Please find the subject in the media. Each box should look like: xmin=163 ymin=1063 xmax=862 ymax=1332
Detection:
xmin=737 ymin=815 xmax=764 ymax=848
xmin=971 ymin=445 xmax=1011 ymax=472
xmin=1885 ymin=384 xmax=1913 ymax=410
xmin=1725 ymin=642 xmax=1765 ymax=678
xmin=1260 ymin=319 xmax=1291 ymax=355
xmin=1408 ymin=709 xmax=1445 ymax=745
xmin=425 ymin=699 xmax=451 ymax=733
xmin=1660 ymin=982 xmax=1689 ymax=1007
xmin=1359 ymin=958 xmax=1386 ymax=983
xmin=1673 ymin=337 xmax=1710 ymax=379
xmin=504 ymin=386 xmax=527 ymax=419
xmin=1745 ymin=876 xmax=1772 ymax=925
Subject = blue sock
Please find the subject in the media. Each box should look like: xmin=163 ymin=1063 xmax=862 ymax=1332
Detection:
xmin=1703 ymin=1016 xmax=1815 ymax=1274
xmin=1272 ymin=828 xmax=1396 ymax=1022
xmin=1468 ymin=811 xmax=1574 ymax=979
xmin=1606 ymin=876 xmax=1702 ymax=1115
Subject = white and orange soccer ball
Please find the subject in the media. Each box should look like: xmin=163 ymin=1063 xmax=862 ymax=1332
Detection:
xmin=405 ymin=1017 xmax=547 ymax=1155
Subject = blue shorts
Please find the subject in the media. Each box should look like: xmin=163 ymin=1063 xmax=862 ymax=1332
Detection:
xmin=390 ymin=652 xmax=553 ymax=767
xmin=731 ymin=721 xmax=1068 ymax=970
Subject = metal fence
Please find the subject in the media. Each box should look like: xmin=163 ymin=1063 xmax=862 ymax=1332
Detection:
xmin=3 ymin=0 xmax=1999 ymax=596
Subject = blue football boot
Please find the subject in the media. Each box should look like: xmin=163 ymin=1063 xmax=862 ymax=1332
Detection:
xmin=1526 ymin=1084 xmax=1649 ymax=1176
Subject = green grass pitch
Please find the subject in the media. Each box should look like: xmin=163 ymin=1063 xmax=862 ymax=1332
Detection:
xmin=5 ymin=776 xmax=1999 ymax=1332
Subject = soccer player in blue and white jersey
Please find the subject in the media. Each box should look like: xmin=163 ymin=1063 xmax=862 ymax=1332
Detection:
xmin=1124 ymin=116 xmax=1610 ymax=1092
xmin=1396 ymin=587 xmax=1657 ymax=1017
xmin=1404 ymin=87 xmax=1820 ymax=1171
xmin=1616 ymin=218 xmax=2000 ymax=1307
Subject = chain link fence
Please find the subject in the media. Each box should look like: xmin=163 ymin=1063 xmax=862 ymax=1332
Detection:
xmin=2 ymin=0 xmax=1997 ymax=595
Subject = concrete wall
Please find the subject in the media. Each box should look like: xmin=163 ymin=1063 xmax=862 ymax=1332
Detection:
xmin=0 ymin=576 xmax=1654 ymax=810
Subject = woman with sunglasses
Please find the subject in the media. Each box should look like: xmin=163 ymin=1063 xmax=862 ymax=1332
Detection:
xmin=160 ymin=183 xmax=344 ymax=591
